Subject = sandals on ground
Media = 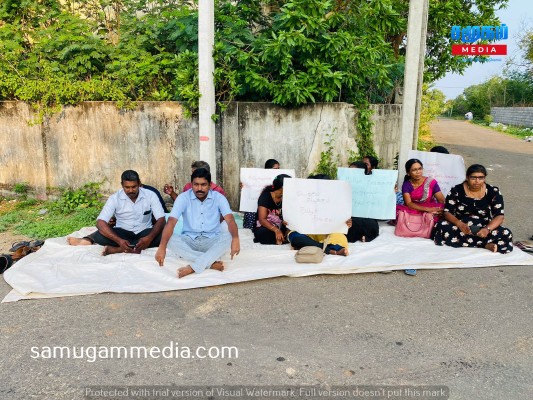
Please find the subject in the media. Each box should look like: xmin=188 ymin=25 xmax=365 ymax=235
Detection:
xmin=9 ymin=241 xmax=30 ymax=252
xmin=29 ymin=240 xmax=45 ymax=252
xmin=11 ymin=246 xmax=31 ymax=261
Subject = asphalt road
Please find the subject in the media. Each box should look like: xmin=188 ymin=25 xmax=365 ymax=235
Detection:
xmin=0 ymin=119 xmax=531 ymax=400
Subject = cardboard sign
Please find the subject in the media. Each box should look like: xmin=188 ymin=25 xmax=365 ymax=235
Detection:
xmin=407 ymin=150 xmax=465 ymax=196
xmin=282 ymin=178 xmax=352 ymax=234
xmin=337 ymin=168 xmax=398 ymax=219
xmin=239 ymin=168 xmax=296 ymax=212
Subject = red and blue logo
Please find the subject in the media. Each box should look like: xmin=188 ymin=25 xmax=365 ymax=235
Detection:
xmin=451 ymin=24 xmax=507 ymax=56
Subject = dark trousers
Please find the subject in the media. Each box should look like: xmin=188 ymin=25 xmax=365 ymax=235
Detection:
xmin=287 ymin=231 xmax=343 ymax=253
xmin=85 ymin=227 xmax=161 ymax=248
xmin=253 ymin=226 xmax=287 ymax=244
xmin=253 ymin=226 xmax=277 ymax=244
xmin=346 ymin=217 xmax=379 ymax=243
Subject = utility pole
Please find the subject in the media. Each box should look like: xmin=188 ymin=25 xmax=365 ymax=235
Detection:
xmin=398 ymin=0 xmax=429 ymax=182
xmin=198 ymin=0 xmax=217 ymax=181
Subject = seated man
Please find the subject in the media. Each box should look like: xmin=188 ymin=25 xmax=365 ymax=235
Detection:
xmin=68 ymin=170 xmax=166 ymax=255
xmin=155 ymin=168 xmax=240 ymax=278
xmin=163 ymin=160 xmax=226 ymax=200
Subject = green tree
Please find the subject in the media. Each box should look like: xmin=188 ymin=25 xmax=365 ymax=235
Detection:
xmin=418 ymin=85 xmax=446 ymax=149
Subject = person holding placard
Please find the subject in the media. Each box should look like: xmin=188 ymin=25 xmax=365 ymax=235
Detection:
xmin=397 ymin=158 xmax=445 ymax=223
xmin=433 ymin=164 xmax=513 ymax=254
xmin=349 ymin=161 xmax=369 ymax=175
xmin=243 ymin=159 xmax=280 ymax=230
xmin=285 ymin=174 xmax=352 ymax=256
xmin=363 ymin=155 xmax=379 ymax=174
xmin=253 ymin=174 xmax=291 ymax=245
xmin=346 ymin=162 xmax=379 ymax=242
xmin=163 ymin=161 xmax=226 ymax=201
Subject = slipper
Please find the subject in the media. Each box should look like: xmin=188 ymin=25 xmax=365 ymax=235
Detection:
xmin=11 ymin=246 xmax=30 ymax=261
xmin=0 ymin=254 xmax=13 ymax=274
xmin=29 ymin=240 xmax=44 ymax=248
xmin=29 ymin=239 xmax=45 ymax=252
xmin=404 ymin=269 xmax=417 ymax=276
xmin=9 ymin=241 xmax=30 ymax=252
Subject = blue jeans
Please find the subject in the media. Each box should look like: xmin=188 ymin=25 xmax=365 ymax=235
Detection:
xmin=168 ymin=232 xmax=232 ymax=273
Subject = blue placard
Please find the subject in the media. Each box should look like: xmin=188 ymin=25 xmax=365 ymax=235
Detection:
xmin=337 ymin=168 xmax=398 ymax=219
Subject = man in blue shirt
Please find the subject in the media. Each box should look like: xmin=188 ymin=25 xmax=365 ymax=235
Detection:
xmin=67 ymin=170 xmax=166 ymax=255
xmin=155 ymin=168 xmax=240 ymax=278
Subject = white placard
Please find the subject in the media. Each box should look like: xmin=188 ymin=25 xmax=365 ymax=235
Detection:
xmin=408 ymin=150 xmax=465 ymax=196
xmin=239 ymin=168 xmax=296 ymax=212
xmin=282 ymin=178 xmax=352 ymax=234
xmin=337 ymin=168 xmax=398 ymax=219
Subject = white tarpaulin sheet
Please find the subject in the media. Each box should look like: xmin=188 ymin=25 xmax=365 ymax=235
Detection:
xmin=3 ymin=224 xmax=532 ymax=302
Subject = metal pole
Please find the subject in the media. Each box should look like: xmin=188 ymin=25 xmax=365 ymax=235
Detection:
xmin=198 ymin=0 xmax=217 ymax=181
xmin=398 ymin=0 xmax=429 ymax=183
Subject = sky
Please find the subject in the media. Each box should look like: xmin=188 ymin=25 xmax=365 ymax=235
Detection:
xmin=433 ymin=0 xmax=531 ymax=100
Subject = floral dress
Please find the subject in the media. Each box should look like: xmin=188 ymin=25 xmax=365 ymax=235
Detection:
xmin=433 ymin=183 xmax=513 ymax=254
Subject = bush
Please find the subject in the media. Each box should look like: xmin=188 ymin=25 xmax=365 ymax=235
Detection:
xmin=52 ymin=182 xmax=103 ymax=213
xmin=13 ymin=182 xmax=30 ymax=196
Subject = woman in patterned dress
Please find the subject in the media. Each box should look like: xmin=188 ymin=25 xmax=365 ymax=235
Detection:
xmin=433 ymin=164 xmax=513 ymax=254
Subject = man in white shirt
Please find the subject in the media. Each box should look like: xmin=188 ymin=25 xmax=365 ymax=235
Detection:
xmin=67 ymin=170 xmax=166 ymax=255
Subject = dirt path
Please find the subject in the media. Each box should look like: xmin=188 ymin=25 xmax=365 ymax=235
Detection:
xmin=430 ymin=118 xmax=533 ymax=240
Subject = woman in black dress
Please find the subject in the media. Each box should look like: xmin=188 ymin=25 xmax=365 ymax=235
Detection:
xmin=253 ymin=174 xmax=291 ymax=245
xmin=433 ymin=164 xmax=513 ymax=254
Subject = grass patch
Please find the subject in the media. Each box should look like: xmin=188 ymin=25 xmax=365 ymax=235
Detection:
xmin=0 ymin=193 xmax=102 ymax=239
xmin=15 ymin=207 xmax=100 ymax=238
xmin=471 ymin=120 xmax=532 ymax=140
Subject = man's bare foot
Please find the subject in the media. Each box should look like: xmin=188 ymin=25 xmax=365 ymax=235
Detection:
xmin=177 ymin=265 xmax=194 ymax=278
xmin=102 ymin=246 xmax=124 ymax=256
xmin=485 ymin=243 xmax=498 ymax=253
xmin=211 ymin=261 xmax=224 ymax=272
xmin=67 ymin=237 xmax=92 ymax=246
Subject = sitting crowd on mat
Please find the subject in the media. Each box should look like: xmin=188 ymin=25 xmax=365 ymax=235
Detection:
xmin=66 ymin=150 xmax=514 ymax=280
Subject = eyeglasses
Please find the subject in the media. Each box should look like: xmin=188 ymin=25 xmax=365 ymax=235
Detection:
xmin=468 ymin=175 xmax=485 ymax=181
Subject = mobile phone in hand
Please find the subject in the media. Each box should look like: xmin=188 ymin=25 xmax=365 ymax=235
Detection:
xmin=470 ymin=225 xmax=481 ymax=234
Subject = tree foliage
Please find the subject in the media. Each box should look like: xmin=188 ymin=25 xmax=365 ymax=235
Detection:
xmin=450 ymin=73 xmax=533 ymax=119
xmin=418 ymin=85 xmax=446 ymax=150
xmin=0 ymin=0 xmax=509 ymax=114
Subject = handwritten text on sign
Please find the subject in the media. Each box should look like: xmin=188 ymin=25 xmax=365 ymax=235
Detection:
xmin=337 ymin=168 xmax=397 ymax=219
xmin=239 ymin=168 xmax=295 ymax=212
xmin=282 ymin=178 xmax=352 ymax=234
xmin=408 ymin=150 xmax=465 ymax=197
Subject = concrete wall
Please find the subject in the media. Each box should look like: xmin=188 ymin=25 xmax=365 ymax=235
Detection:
xmin=0 ymin=101 xmax=199 ymax=199
xmin=491 ymin=107 xmax=533 ymax=128
xmin=369 ymin=104 xmax=402 ymax=169
xmin=0 ymin=101 xmax=403 ymax=208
